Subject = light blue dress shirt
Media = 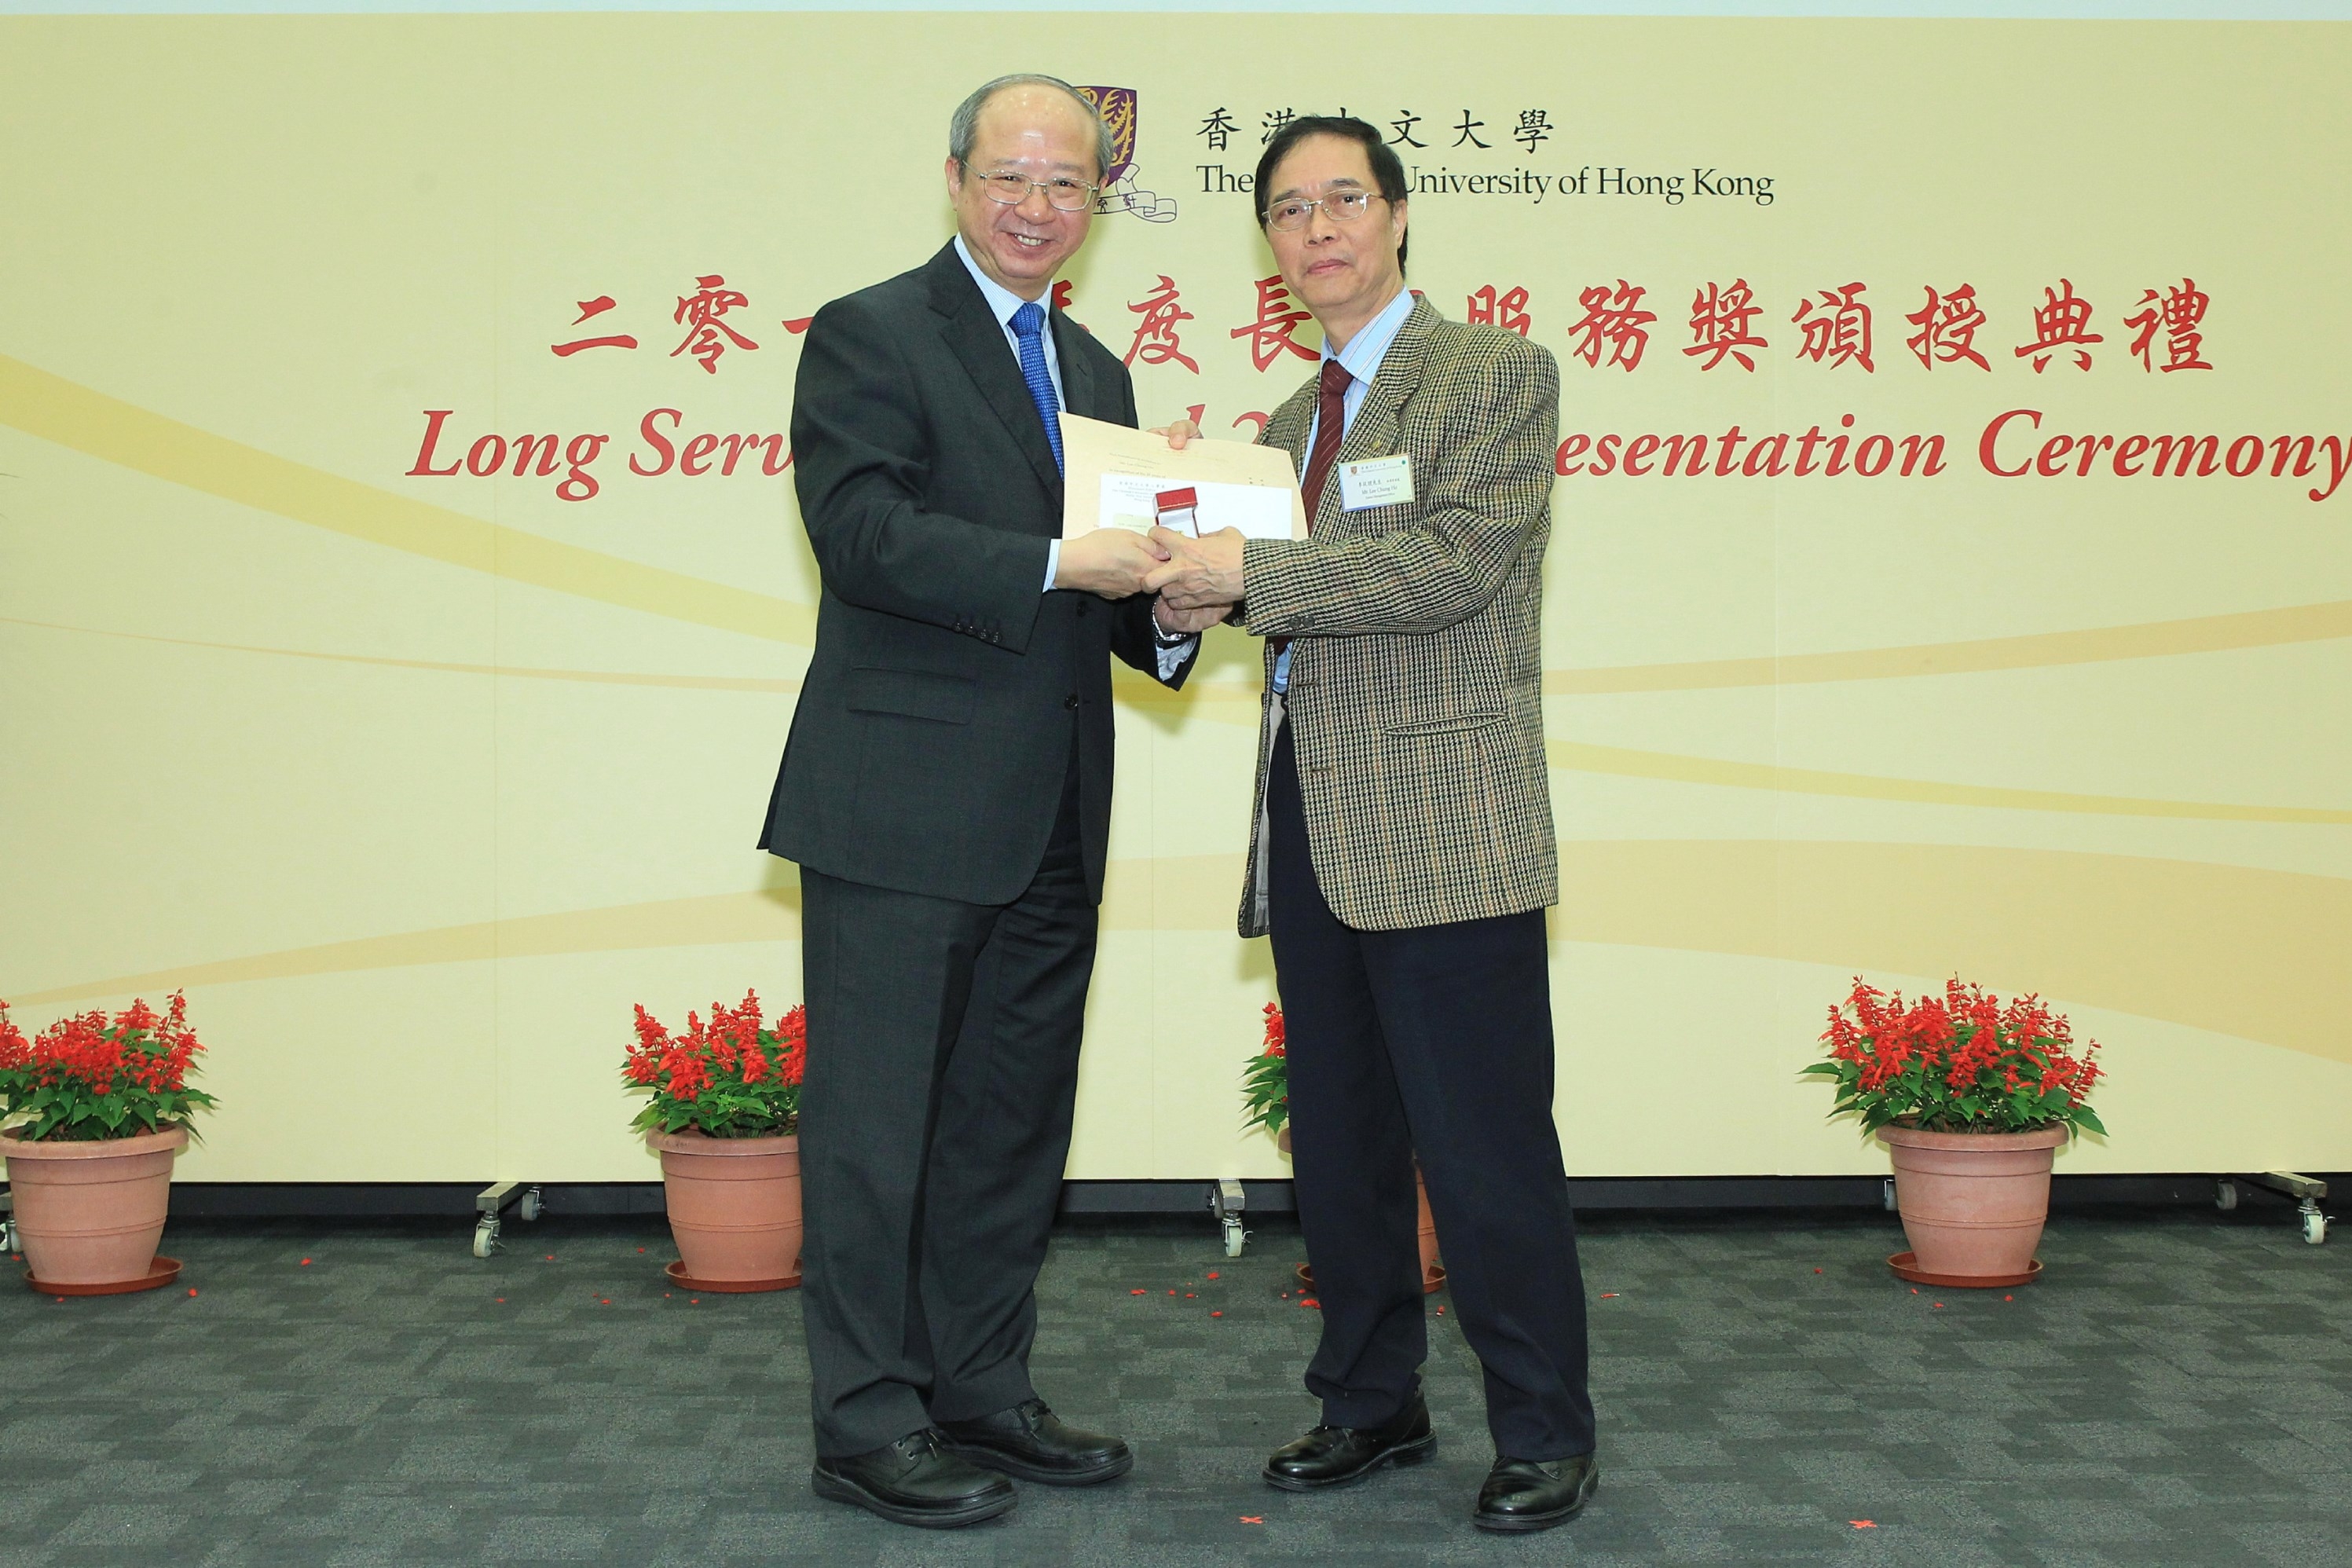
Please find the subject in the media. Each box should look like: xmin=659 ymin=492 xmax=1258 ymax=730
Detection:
xmin=1273 ymin=284 xmax=1417 ymax=695
xmin=950 ymin=238 xmax=1193 ymax=677
xmin=952 ymin=237 xmax=1068 ymax=592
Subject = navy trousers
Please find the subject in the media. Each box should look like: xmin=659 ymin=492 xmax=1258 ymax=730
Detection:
xmin=1266 ymin=718 xmax=1595 ymax=1460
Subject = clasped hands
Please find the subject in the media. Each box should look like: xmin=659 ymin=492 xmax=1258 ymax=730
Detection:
xmin=1048 ymin=418 xmax=1248 ymax=636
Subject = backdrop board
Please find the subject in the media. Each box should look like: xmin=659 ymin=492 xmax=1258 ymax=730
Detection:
xmin=2 ymin=13 xmax=2348 ymax=1185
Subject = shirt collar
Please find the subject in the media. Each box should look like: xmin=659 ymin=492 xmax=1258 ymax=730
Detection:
xmin=1323 ymin=286 xmax=1416 ymax=387
xmin=953 ymin=234 xmax=1046 ymax=328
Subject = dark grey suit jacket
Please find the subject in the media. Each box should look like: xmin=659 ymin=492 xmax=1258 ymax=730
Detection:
xmin=758 ymin=243 xmax=1186 ymax=907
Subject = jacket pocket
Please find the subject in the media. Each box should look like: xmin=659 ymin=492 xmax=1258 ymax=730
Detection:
xmin=844 ymin=666 xmax=976 ymax=726
xmin=1382 ymin=709 xmax=1504 ymax=738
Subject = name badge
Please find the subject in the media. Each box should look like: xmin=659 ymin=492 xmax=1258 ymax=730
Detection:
xmin=1338 ymin=453 xmax=1413 ymax=511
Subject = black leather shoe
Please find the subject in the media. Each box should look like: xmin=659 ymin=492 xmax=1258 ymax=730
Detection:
xmin=811 ymin=1429 xmax=1015 ymax=1529
xmin=1473 ymin=1451 xmax=1599 ymax=1533
xmin=1262 ymin=1394 xmax=1436 ymax=1490
xmin=937 ymin=1398 xmax=1133 ymax=1486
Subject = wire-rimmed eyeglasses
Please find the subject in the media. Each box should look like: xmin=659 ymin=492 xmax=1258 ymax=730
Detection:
xmin=969 ymin=170 xmax=1100 ymax=212
xmin=1265 ymin=189 xmax=1385 ymax=233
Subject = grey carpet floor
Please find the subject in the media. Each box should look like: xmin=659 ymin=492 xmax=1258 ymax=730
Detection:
xmin=4 ymin=1204 xmax=2348 ymax=1566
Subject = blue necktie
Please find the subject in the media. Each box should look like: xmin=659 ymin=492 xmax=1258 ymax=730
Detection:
xmin=1011 ymin=302 xmax=1064 ymax=473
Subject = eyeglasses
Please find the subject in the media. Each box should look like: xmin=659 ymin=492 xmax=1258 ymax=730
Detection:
xmin=969 ymin=170 xmax=1099 ymax=212
xmin=1265 ymin=189 xmax=1383 ymax=233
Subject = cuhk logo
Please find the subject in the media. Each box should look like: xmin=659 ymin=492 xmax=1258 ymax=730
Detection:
xmin=1075 ymin=86 xmax=1175 ymax=223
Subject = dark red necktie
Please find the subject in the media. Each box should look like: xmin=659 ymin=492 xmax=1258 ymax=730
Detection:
xmin=1271 ymin=359 xmax=1353 ymax=661
xmin=1299 ymin=357 xmax=1354 ymax=529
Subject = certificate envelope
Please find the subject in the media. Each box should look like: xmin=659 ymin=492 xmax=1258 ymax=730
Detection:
xmin=1058 ymin=411 xmax=1308 ymax=540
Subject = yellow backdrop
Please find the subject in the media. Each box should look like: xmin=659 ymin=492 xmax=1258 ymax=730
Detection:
xmin=2 ymin=14 xmax=2347 ymax=1183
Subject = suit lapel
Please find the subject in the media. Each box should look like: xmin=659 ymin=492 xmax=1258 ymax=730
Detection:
xmin=1052 ymin=309 xmax=1097 ymax=420
xmin=1262 ymin=379 xmax=1317 ymax=471
xmin=925 ymin=244 xmax=1063 ymax=500
xmin=1321 ymin=296 xmax=1434 ymax=533
xmin=1265 ymin=296 xmax=1440 ymax=534
xmin=1339 ymin=296 xmax=1434 ymax=468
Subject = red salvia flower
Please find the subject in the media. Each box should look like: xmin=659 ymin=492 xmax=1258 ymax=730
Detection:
xmin=0 ymin=991 xmax=217 ymax=1141
xmin=1240 ymin=1002 xmax=1294 ymax=1135
xmin=624 ymin=991 xmax=807 ymax=1138
xmin=1806 ymin=976 xmax=2105 ymax=1138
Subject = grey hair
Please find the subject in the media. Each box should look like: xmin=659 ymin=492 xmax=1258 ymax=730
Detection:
xmin=949 ymin=73 xmax=1116 ymax=182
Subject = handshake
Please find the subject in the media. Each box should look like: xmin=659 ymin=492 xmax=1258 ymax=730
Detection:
xmin=1052 ymin=526 xmax=1247 ymax=633
xmin=1049 ymin=419 xmax=1250 ymax=635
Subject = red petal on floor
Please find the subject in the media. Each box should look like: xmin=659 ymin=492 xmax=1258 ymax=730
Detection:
xmin=1185 ymin=1293 xmax=1196 ymax=1299
xmin=188 ymin=1289 xmax=198 ymax=1296
xmin=1814 ymin=1268 xmax=1823 ymax=1273
xmin=1599 ymin=1292 xmax=1617 ymax=1299
xmin=1131 ymin=1288 xmax=1147 ymax=1295
xmin=1211 ymin=1311 xmax=1224 ymax=1317
xmin=1239 ymin=1515 xmax=1263 ymax=1524
xmin=1850 ymin=1520 xmax=1876 ymax=1529
xmin=1207 ymin=1271 xmax=1221 ymax=1279
xmin=301 ymin=1258 xmax=312 ymax=1266
xmin=1168 ymin=1290 xmax=1178 ymax=1296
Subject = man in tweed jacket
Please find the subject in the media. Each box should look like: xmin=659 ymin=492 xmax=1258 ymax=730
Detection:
xmin=1151 ymin=115 xmax=1596 ymax=1533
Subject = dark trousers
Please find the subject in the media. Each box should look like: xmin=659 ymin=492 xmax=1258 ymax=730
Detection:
xmin=1267 ymin=719 xmax=1595 ymax=1460
xmin=795 ymin=757 xmax=1094 ymax=1458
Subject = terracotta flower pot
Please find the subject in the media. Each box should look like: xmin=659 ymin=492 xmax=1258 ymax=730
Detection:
xmin=1277 ymin=1127 xmax=1445 ymax=1293
xmin=1878 ymin=1123 xmax=2068 ymax=1280
xmin=645 ymin=1127 xmax=803 ymax=1286
xmin=0 ymin=1123 xmax=187 ymax=1286
xmin=1412 ymin=1167 xmax=1445 ymax=1292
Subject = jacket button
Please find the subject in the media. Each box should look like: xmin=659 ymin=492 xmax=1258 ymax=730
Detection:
xmin=1064 ymin=694 xmax=1080 ymax=709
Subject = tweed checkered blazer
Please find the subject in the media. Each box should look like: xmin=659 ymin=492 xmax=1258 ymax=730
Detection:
xmin=1233 ymin=295 xmax=1559 ymax=937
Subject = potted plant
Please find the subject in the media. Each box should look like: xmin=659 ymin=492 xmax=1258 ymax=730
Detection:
xmin=1244 ymin=1002 xmax=1444 ymax=1293
xmin=624 ymin=990 xmax=805 ymax=1291
xmin=0 ymin=993 xmax=218 ymax=1293
xmin=1807 ymin=976 xmax=2105 ymax=1286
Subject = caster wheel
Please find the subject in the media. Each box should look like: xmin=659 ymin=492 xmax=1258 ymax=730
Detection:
xmin=1221 ymin=1217 xmax=1247 ymax=1258
xmin=473 ymin=1218 xmax=500 ymax=1258
xmin=518 ymin=1188 xmax=542 ymax=1222
xmin=2303 ymin=1211 xmax=2328 ymax=1246
xmin=2215 ymin=1179 xmax=2239 ymax=1211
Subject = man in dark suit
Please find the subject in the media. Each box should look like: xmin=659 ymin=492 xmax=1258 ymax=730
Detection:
xmin=757 ymin=74 xmax=1196 ymax=1529
xmin=1149 ymin=116 xmax=1596 ymax=1533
